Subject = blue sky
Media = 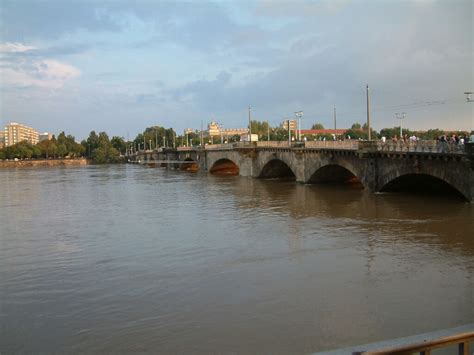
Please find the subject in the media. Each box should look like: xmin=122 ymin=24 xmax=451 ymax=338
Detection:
xmin=1 ymin=0 xmax=472 ymax=140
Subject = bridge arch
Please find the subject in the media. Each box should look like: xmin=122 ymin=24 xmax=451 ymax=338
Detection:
xmin=379 ymin=172 xmax=469 ymax=201
xmin=209 ymin=158 xmax=239 ymax=176
xmin=308 ymin=163 xmax=363 ymax=187
xmin=258 ymin=158 xmax=296 ymax=180
xmin=181 ymin=158 xmax=199 ymax=172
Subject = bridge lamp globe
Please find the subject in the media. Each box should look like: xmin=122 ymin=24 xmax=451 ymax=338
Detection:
xmin=464 ymin=92 xmax=472 ymax=102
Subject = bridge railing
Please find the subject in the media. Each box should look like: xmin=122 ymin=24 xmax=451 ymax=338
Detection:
xmin=377 ymin=141 xmax=466 ymax=154
xmin=256 ymin=141 xmax=291 ymax=148
xmin=204 ymin=143 xmax=234 ymax=150
xmin=314 ymin=323 xmax=474 ymax=355
xmin=305 ymin=140 xmax=359 ymax=150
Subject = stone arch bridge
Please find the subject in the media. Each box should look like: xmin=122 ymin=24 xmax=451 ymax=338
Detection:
xmin=130 ymin=141 xmax=474 ymax=202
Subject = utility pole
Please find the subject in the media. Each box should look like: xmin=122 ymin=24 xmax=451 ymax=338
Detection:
xmin=248 ymin=106 xmax=252 ymax=142
xmin=366 ymin=84 xmax=371 ymax=140
xmin=396 ymin=112 xmax=406 ymax=139
xmin=267 ymin=120 xmax=270 ymax=141
xmin=333 ymin=107 xmax=337 ymax=130
xmin=155 ymin=132 xmax=158 ymax=148
xmin=149 ymin=139 xmax=152 ymax=150
xmin=143 ymin=134 xmax=146 ymax=151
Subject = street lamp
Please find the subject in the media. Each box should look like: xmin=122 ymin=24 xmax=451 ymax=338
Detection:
xmin=295 ymin=111 xmax=303 ymax=141
xmin=464 ymin=91 xmax=473 ymax=102
xmin=248 ymin=106 xmax=252 ymax=142
xmin=395 ymin=112 xmax=406 ymax=139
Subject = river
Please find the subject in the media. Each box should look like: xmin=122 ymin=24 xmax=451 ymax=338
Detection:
xmin=0 ymin=165 xmax=473 ymax=353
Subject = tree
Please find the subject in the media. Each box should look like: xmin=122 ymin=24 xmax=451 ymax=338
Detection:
xmin=311 ymin=123 xmax=325 ymax=130
xmin=111 ymin=136 xmax=127 ymax=155
xmin=91 ymin=146 xmax=108 ymax=164
xmin=271 ymin=127 xmax=290 ymax=141
xmin=134 ymin=126 xmax=177 ymax=149
xmin=351 ymin=123 xmax=362 ymax=130
xmin=84 ymin=131 xmax=100 ymax=157
xmin=57 ymin=144 xmax=68 ymax=157
xmin=344 ymin=128 xmax=368 ymax=140
xmin=418 ymin=129 xmax=445 ymax=140
xmin=37 ymin=139 xmax=57 ymax=158
xmin=250 ymin=120 xmax=271 ymax=139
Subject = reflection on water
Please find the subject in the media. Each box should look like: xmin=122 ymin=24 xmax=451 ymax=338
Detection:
xmin=0 ymin=165 xmax=472 ymax=353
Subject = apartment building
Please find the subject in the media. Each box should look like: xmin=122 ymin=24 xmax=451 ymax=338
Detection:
xmin=281 ymin=119 xmax=298 ymax=131
xmin=4 ymin=122 xmax=39 ymax=146
xmin=39 ymin=132 xmax=53 ymax=142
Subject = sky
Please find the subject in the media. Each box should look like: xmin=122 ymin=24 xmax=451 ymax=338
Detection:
xmin=0 ymin=0 xmax=472 ymax=140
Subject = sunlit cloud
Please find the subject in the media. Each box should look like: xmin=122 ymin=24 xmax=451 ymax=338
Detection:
xmin=2 ymin=58 xmax=81 ymax=89
xmin=0 ymin=42 xmax=36 ymax=53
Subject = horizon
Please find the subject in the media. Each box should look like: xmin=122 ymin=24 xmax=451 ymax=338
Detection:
xmin=1 ymin=0 xmax=473 ymax=141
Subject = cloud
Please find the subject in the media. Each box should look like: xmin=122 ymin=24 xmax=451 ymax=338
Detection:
xmin=255 ymin=0 xmax=349 ymax=17
xmin=0 ymin=42 xmax=37 ymax=53
xmin=0 ymin=0 xmax=123 ymax=41
xmin=2 ymin=58 xmax=81 ymax=89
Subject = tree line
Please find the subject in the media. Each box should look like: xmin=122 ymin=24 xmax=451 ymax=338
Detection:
xmin=0 ymin=131 xmax=128 ymax=163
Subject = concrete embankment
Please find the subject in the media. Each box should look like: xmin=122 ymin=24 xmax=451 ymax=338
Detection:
xmin=0 ymin=158 xmax=90 ymax=168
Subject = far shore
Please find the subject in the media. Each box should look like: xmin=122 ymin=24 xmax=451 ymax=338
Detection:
xmin=0 ymin=158 xmax=90 ymax=168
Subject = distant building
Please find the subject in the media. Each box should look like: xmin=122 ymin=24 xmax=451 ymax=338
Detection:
xmin=0 ymin=131 xmax=4 ymax=149
xmin=3 ymin=122 xmax=39 ymax=146
xmin=207 ymin=120 xmax=221 ymax=136
xmin=240 ymin=134 xmax=259 ymax=142
xmin=281 ymin=119 xmax=298 ymax=131
xmin=39 ymin=132 xmax=53 ymax=142
xmin=206 ymin=120 xmax=248 ymax=137
xmin=183 ymin=128 xmax=195 ymax=135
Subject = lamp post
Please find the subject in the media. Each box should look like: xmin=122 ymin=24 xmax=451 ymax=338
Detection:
xmin=287 ymin=119 xmax=291 ymax=145
xmin=248 ymin=106 xmax=252 ymax=142
xmin=396 ymin=112 xmax=406 ymax=139
xmin=200 ymin=120 xmax=203 ymax=147
xmin=295 ymin=111 xmax=303 ymax=141
xmin=464 ymin=91 xmax=473 ymax=102
xmin=366 ymin=84 xmax=372 ymax=140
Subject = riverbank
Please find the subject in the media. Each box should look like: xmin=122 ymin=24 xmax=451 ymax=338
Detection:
xmin=0 ymin=158 xmax=90 ymax=168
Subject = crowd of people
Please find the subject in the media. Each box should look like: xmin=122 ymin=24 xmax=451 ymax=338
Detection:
xmin=380 ymin=131 xmax=474 ymax=145
xmin=436 ymin=132 xmax=474 ymax=145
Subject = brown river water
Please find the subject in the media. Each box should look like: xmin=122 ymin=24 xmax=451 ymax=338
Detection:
xmin=0 ymin=165 xmax=473 ymax=353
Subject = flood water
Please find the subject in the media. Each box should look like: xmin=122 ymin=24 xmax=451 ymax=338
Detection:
xmin=0 ymin=165 xmax=473 ymax=354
